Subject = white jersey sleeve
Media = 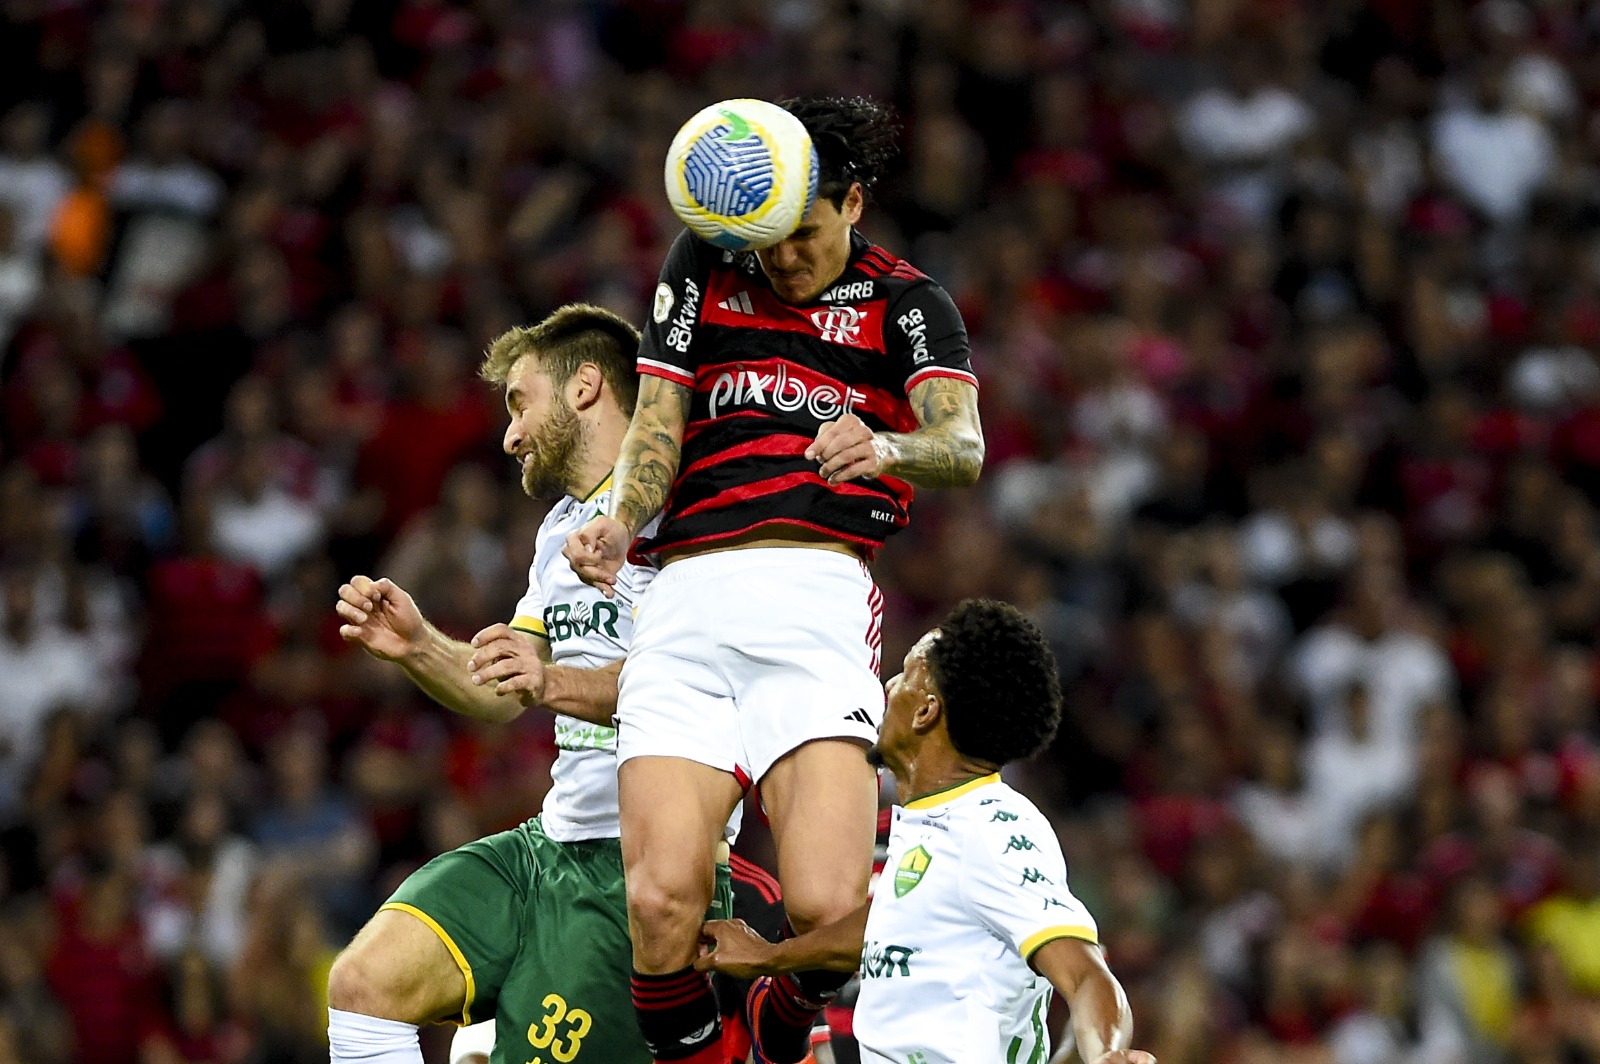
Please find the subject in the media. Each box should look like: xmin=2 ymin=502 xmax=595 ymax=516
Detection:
xmin=511 ymin=562 xmax=547 ymax=638
xmin=961 ymin=803 xmax=1098 ymax=963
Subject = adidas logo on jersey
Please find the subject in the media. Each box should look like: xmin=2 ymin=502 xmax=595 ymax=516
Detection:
xmin=844 ymin=707 xmax=876 ymax=727
xmin=717 ymin=290 xmax=755 ymax=315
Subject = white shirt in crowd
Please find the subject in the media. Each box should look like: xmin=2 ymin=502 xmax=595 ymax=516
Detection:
xmin=1431 ymin=105 xmax=1554 ymax=223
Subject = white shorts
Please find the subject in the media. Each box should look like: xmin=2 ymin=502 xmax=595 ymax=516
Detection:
xmin=617 ymin=547 xmax=886 ymax=784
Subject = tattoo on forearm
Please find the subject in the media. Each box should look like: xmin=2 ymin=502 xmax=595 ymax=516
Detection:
xmin=609 ymin=376 xmax=691 ymax=533
xmin=881 ymin=377 xmax=985 ymax=487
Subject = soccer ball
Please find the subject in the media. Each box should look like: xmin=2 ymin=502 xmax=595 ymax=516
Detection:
xmin=664 ymin=98 xmax=819 ymax=251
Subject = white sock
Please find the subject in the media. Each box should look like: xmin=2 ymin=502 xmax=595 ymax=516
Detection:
xmin=449 ymin=1020 xmax=496 ymax=1064
xmin=328 ymin=1007 xmax=423 ymax=1064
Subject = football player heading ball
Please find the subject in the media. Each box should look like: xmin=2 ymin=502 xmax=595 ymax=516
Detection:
xmin=567 ymin=95 xmax=985 ymax=1064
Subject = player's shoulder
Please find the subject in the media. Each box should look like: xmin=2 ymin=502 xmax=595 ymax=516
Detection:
xmin=669 ymin=228 xmax=741 ymax=271
xmin=531 ymin=493 xmax=581 ymax=546
xmin=957 ymin=783 xmax=1057 ymax=845
xmin=853 ymin=239 xmax=936 ymax=291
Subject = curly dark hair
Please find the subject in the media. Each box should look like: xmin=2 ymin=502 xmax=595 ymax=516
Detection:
xmin=925 ymin=599 xmax=1063 ymax=767
xmin=777 ymin=95 xmax=899 ymax=208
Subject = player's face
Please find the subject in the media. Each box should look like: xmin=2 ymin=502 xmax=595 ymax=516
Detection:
xmin=873 ymin=630 xmax=939 ymax=774
xmin=502 ymin=355 xmax=582 ymax=499
xmin=756 ymin=183 xmax=864 ymax=304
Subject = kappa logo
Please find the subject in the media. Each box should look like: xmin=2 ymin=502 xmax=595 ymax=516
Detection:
xmin=811 ymin=305 xmax=867 ymax=344
xmin=717 ymin=290 xmax=755 ymax=315
xmin=893 ymin=845 xmax=932 ymax=898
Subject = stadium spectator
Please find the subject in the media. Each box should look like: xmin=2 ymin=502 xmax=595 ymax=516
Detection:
xmin=1 ymin=2 xmax=1600 ymax=1060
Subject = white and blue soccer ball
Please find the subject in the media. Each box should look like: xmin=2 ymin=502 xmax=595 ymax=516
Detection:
xmin=664 ymin=98 xmax=819 ymax=251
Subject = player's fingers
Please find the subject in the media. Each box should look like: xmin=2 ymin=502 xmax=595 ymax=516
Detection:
xmin=470 ymin=656 xmax=532 ymax=686
xmin=335 ymin=599 xmax=368 ymax=624
xmin=338 ymin=624 xmax=362 ymax=641
xmin=583 ymin=563 xmax=619 ymax=586
xmin=495 ymin=671 xmax=537 ymax=693
xmin=818 ymin=441 xmax=875 ymax=480
xmin=805 ymin=419 xmax=841 ymax=461
xmin=348 ymin=574 xmax=379 ymax=603
xmin=470 ymin=623 xmax=513 ymax=648
xmin=1127 ymin=1053 xmax=1157 ymax=1064
xmin=816 ymin=425 xmax=874 ymax=466
xmin=337 ymin=583 xmax=374 ymax=613
xmin=827 ymin=456 xmax=880 ymax=484
xmin=466 ymin=642 xmax=519 ymax=672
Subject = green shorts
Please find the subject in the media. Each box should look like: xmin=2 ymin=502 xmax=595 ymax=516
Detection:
xmin=383 ymin=816 xmax=733 ymax=1064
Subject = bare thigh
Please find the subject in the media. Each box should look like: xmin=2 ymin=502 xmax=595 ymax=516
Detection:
xmin=761 ymin=738 xmax=878 ymax=933
xmin=327 ymin=908 xmax=468 ymax=1024
xmin=619 ymin=755 xmax=745 ymax=972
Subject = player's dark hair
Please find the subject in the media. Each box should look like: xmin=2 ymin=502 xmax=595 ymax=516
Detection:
xmin=926 ymin=599 xmax=1063 ymax=767
xmin=481 ymin=303 xmax=641 ymax=416
xmin=778 ymin=95 xmax=899 ymax=208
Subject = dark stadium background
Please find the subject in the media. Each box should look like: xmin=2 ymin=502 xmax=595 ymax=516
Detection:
xmin=2 ymin=0 xmax=1600 ymax=1062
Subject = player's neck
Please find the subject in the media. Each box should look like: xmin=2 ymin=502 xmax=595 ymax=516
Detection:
xmin=899 ymin=747 xmax=1001 ymax=807
xmin=568 ymin=410 xmax=629 ymax=500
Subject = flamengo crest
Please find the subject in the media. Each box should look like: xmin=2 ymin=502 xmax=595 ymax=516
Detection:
xmin=811 ymin=305 xmax=866 ymax=344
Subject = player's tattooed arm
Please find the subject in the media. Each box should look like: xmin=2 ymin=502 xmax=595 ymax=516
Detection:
xmin=609 ymin=375 xmax=692 ymax=535
xmin=876 ymin=377 xmax=984 ymax=487
xmin=809 ymin=377 xmax=984 ymax=487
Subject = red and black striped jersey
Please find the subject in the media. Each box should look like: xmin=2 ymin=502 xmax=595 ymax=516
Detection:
xmin=634 ymin=229 xmax=977 ymax=560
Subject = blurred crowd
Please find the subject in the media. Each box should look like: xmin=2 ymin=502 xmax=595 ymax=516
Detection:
xmin=2 ymin=0 xmax=1600 ymax=1062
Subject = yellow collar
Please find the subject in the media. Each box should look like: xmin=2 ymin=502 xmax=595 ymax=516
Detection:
xmin=904 ymin=772 xmax=1001 ymax=811
xmin=579 ymin=473 xmax=614 ymax=503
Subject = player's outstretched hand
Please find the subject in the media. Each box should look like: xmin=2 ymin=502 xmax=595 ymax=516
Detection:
xmin=565 ymin=515 xmax=628 ymax=597
xmin=694 ymin=919 xmax=778 ymax=980
xmin=468 ymin=624 xmax=546 ymax=705
xmin=807 ymin=412 xmax=890 ymax=484
xmin=337 ymin=576 xmax=425 ymax=662
xmin=1089 ymin=1052 xmax=1157 ymax=1064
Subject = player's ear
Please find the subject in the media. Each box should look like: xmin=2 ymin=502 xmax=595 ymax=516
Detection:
xmin=843 ymin=183 xmax=864 ymax=225
xmin=911 ymin=692 xmax=942 ymax=734
xmin=570 ymin=363 xmax=605 ymax=410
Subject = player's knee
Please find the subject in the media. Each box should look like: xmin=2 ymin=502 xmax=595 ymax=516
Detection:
xmin=327 ymin=941 xmax=433 ymax=1022
xmin=627 ymin=873 xmax=713 ymax=959
xmin=327 ymin=945 xmax=384 ymax=1014
xmin=782 ymin=879 xmax=868 ymax=936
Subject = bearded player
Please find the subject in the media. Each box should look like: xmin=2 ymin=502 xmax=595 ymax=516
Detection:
xmin=326 ymin=304 xmax=742 ymax=1064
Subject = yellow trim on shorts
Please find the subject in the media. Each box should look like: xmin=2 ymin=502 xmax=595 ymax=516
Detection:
xmin=1021 ymin=924 xmax=1099 ymax=959
xmin=380 ymin=902 xmax=477 ymax=1025
xmin=511 ymin=614 xmax=547 ymax=636
xmin=903 ymin=772 xmax=1001 ymax=810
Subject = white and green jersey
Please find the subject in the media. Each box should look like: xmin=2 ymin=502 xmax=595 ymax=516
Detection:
xmin=509 ymin=475 xmax=654 ymax=843
xmin=854 ymin=774 xmax=1099 ymax=1064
